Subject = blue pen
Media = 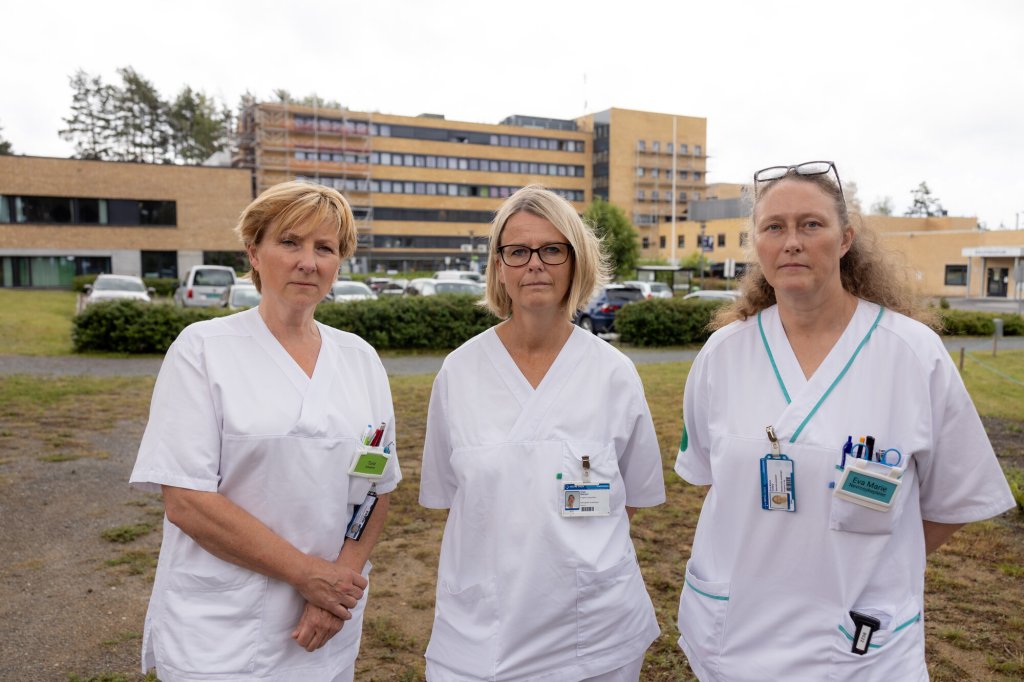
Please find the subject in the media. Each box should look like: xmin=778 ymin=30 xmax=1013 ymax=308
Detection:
xmin=840 ymin=436 xmax=853 ymax=469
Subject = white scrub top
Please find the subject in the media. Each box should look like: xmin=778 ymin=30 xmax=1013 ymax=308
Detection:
xmin=675 ymin=300 xmax=1014 ymax=681
xmin=420 ymin=326 xmax=665 ymax=682
xmin=130 ymin=308 xmax=401 ymax=682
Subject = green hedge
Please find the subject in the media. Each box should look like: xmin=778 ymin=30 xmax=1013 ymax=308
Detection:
xmin=72 ymin=296 xmax=500 ymax=354
xmin=72 ymin=274 xmax=178 ymax=297
xmin=314 ymin=295 xmax=499 ymax=350
xmin=937 ymin=309 xmax=1024 ymax=336
xmin=615 ymin=298 xmax=726 ymax=347
xmin=72 ymin=301 xmax=227 ymax=353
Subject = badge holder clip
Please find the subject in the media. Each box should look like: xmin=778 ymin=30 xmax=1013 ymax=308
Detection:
xmin=760 ymin=425 xmax=796 ymax=512
xmin=349 ymin=445 xmax=390 ymax=480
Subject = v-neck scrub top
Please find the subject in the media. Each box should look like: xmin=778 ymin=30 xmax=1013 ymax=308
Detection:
xmin=420 ymin=327 xmax=665 ymax=682
xmin=130 ymin=308 xmax=401 ymax=682
xmin=675 ymin=300 xmax=1014 ymax=681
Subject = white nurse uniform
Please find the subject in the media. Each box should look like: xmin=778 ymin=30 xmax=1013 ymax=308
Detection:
xmin=675 ymin=300 xmax=1014 ymax=681
xmin=420 ymin=326 xmax=665 ymax=682
xmin=130 ymin=308 xmax=401 ymax=682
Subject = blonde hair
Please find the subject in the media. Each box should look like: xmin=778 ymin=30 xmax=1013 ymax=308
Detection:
xmin=711 ymin=173 xmax=934 ymax=330
xmin=484 ymin=185 xmax=610 ymax=320
xmin=235 ymin=181 xmax=356 ymax=291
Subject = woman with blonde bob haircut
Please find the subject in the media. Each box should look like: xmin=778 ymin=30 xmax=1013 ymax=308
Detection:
xmin=131 ymin=180 xmax=401 ymax=682
xmin=420 ymin=184 xmax=665 ymax=682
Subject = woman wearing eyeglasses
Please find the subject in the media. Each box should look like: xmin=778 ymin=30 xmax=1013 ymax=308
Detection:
xmin=674 ymin=162 xmax=1013 ymax=680
xmin=420 ymin=185 xmax=665 ymax=682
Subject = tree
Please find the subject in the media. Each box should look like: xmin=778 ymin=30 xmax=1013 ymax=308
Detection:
xmin=584 ymin=198 xmax=640 ymax=278
xmin=904 ymin=182 xmax=945 ymax=217
xmin=59 ymin=69 xmax=117 ymax=160
xmin=0 ymin=121 xmax=12 ymax=155
xmin=681 ymin=250 xmax=710 ymax=275
xmin=113 ymin=67 xmax=170 ymax=163
xmin=168 ymin=86 xmax=233 ymax=164
xmin=870 ymin=196 xmax=894 ymax=216
xmin=843 ymin=180 xmax=863 ymax=214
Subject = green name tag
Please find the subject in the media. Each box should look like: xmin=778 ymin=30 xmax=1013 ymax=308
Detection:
xmin=841 ymin=471 xmax=897 ymax=504
xmin=350 ymin=447 xmax=389 ymax=479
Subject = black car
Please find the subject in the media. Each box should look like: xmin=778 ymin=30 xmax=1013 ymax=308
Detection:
xmin=574 ymin=285 xmax=645 ymax=334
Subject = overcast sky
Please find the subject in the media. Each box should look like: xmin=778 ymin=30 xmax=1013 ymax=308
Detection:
xmin=3 ymin=0 xmax=1022 ymax=229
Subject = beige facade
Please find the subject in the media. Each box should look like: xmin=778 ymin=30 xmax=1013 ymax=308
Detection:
xmin=655 ymin=210 xmax=1024 ymax=299
xmin=0 ymin=155 xmax=251 ymax=285
xmin=577 ymin=108 xmax=707 ymax=261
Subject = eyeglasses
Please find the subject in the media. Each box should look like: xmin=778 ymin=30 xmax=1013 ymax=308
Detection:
xmin=496 ymin=242 xmax=573 ymax=267
xmin=753 ymin=160 xmax=844 ymax=200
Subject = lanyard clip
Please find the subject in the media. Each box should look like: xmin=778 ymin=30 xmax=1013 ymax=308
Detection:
xmin=766 ymin=425 xmax=781 ymax=457
xmin=582 ymin=455 xmax=591 ymax=483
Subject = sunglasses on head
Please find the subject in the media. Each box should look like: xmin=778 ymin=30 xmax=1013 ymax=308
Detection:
xmin=753 ymin=161 xmax=844 ymax=202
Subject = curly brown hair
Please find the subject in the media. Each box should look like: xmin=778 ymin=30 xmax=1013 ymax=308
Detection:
xmin=711 ymin=172 xmax=935 ymax=330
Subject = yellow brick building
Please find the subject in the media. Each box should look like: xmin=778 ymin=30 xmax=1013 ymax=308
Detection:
xmin=0 ymin=156 xmax=251 ymax=287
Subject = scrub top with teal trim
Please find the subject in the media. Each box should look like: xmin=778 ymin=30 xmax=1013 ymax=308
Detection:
xmin=674 ymin=300 xmax=1013 ymax=682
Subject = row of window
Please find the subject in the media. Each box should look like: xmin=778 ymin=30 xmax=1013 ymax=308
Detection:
xmin=291 ymin=116 xmax=585 ymax=152
xmin=372 ymin=207 xmax=496 ymax=224
xmin=371 ymin=234 xmax=491 ymax=250
xmin=636 ymin=190 xmax=700 ymax=202
xmin=297 ymin=175 xmax=584 ymax=203
xmin=636 ymin=140 xmax=703 ymax=156
xmin=639 ymin=233 xmax=739 ymax=249
xmin=292 ymin=149 xmax=587 ymax=178
xmin=0 ymin=196 xmax=177 ymax=226
xmin=636 ymin=168 xmax=702 ymax=180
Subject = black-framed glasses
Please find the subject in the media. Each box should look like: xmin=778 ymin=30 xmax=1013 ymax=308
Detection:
xmin=753 ymin=160 xmax=844 ymax=200
xmin=496 ymin=242 xmax=573 ymax=267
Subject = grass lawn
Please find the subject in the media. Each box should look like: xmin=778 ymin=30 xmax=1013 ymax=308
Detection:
xmin=0 ymin=289 xmax=79 ymax=355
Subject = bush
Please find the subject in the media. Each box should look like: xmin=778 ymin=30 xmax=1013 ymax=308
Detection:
xmin=72 ymin=301 xmax=225 ymax=354
xmin=72 ymin=296 xmax=500 ymax=354
xmin=937 ymin=310 xmax=1023 ymax=336
xmin=72 ymin=274 xmax=98 ymax=292
xmin=615 ymin=298 xmax=725 ymax=347
xmin=315 ymin=295 xmax=499 ymax=350
xmin=143 ymin=277 xmax=179 ymax=298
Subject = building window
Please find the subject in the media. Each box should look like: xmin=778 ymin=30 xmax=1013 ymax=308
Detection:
xmin=679 ymin=144 xmax=688 ymax=155
xmin=141 ymin=251 xmax=178 ymax=279
xmin=945 ymin=264 xmax=968 ymax=286
xmin=636 ymin=189 xmax=645 ymax=201
xmin=694 ymin=171 xmax=702 ymax=181
xmin=679 ymin=191 xmax=687 ymax=202
xmin=642 ymin=236 xmax=650 ymax=248
xmin=636 ymin=140 xmax=646 ymax=152
xmin=717 ymin=234 xmax=726 ymax=247
xmin=678 ymin=235 xmax=685 ymax=248
xmin=695 ymin=145 xmax=703 ymax=156
xmin=666 ymin=143 xmax=673 ymax=154
xmin=204 ymin=251 xmax=248 ymax=272
xmin=651 ymin=190 xmax=659 ymax=202
xmin=659 ymin=236 xmax=666 ymax=248
xmin=636 ymin=167 xmax=644 ymax=177
xmin=652 ymin=141 xmax=660 ymax=153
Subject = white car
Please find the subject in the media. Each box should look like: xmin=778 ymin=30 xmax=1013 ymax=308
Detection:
xmin=682 ymin=290 xmax=740 ymax=302
xmin=406 ymin=278 xmax=485 ymax=296
xmin=174 ymin=265 xmax=237 ymax=308
xmin=83 ymin=274 xmax=153 ymax=306
xmin=330 ymin=281 xmax=377 ymax=302
xmin=622 ymin=280 xmax=674 ymax=299
xmin=227 ymin=283 xmax=261 ymax=309
xmin=433 ymin=270 xmax=483 ymax=283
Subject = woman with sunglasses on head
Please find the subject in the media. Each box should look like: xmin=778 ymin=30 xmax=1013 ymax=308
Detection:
xmin=674 ymin=162 xmax=1013 ymax=680
xmin=420 ymin=185 xmax=665 ymax=682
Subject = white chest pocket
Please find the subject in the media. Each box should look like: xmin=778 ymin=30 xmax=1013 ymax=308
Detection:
xmin=562 ymin=441 xmax=625 ymax=509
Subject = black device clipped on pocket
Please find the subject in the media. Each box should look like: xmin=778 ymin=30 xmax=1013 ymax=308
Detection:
xmin=346 ymin=485 xmax=379 ymax=541
xmin=850 ymin=610 xmax=881 ymax=655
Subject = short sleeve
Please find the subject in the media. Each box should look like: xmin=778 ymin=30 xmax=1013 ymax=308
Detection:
xmin=674 ymin=348 xmax=713 ymax=485
xmin=617 ymin=371 xmax=666 ymax=508
xmin=916 ymin=352 xmax=1014 ymax=523
xmin=129 ymin=330 xmax=223 ymax=494
xmin=371 ymin=361 xmax=402 ymax=495
xmin=419 ymin=367 xmax=458 ymax=508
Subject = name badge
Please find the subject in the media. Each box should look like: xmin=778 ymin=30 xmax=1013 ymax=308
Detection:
xmin=349 ymin=445 xmax=390 ymax=479
xmin=834 ymin=458 xmax=902 ymax=511
xmin=760 ymin=454 xmax=796 ymax=512
xmin=561 ymin=482 xmax=610 ymax=517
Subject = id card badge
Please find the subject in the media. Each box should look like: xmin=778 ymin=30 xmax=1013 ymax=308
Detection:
xmin=761 ymin=426 xmax=795 ymax=512
xmin=349 ymin=445 xmax=390 ymax=479
xmin=561 ymin=482 xmax=611 ymax=517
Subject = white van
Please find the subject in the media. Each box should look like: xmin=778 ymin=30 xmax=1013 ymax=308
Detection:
xmin=433 ymin=270 xmax=483 ymax=283
xmin=174 ymin=265 xmax=237 ymax=308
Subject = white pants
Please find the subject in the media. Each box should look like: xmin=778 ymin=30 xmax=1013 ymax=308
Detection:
xmin=581 ymin=654 xmax=644 ymax=682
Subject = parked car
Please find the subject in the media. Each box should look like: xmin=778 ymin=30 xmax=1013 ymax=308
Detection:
xmin=378 ymin=279 xmax=408 ymax=296
xmin=622 ymin=280 xmax=674 ymax=299
xmin=330 ymin=280 xmax=377 ymax=302
xmin=406 ymin=278 xmax=485 ymax=297
xmin=682 ymin=290 xmax=740 ymax=302
xmin=174 ymin=265 xmax=236 ymax=308
xmin=433 ymin=270 xmax=483 ymax=283
xmin=365 ymin=277 xmax=393 ymax=294
xmin=227 ymin=282 xmax=261 ymax=309
xmin=574 ymin=284 xmax=645 ymax=334
xmin=83 ymin=274 xmax=153 ymax=307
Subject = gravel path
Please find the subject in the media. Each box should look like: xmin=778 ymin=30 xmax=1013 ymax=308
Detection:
xmin=0 ymin=336 xmax=1018 ymax=378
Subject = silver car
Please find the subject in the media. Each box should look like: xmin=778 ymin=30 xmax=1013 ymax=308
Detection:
xmin=174 ymin=265 xmax=237 ymax=308
xmin=330 ymin=281 xmax=377 ymax=302
xmin=83 ymin=274 xmax=153 ymax=306
xmin=227 ymin=283 xmax=261 ymax=309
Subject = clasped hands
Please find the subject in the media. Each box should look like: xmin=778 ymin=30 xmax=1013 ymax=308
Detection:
xmin=291 ymin=557 xmax=368 ymax=652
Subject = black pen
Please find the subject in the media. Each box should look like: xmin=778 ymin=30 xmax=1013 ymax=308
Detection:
xmin=865 ymin=435 xmax=875 ymax=462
